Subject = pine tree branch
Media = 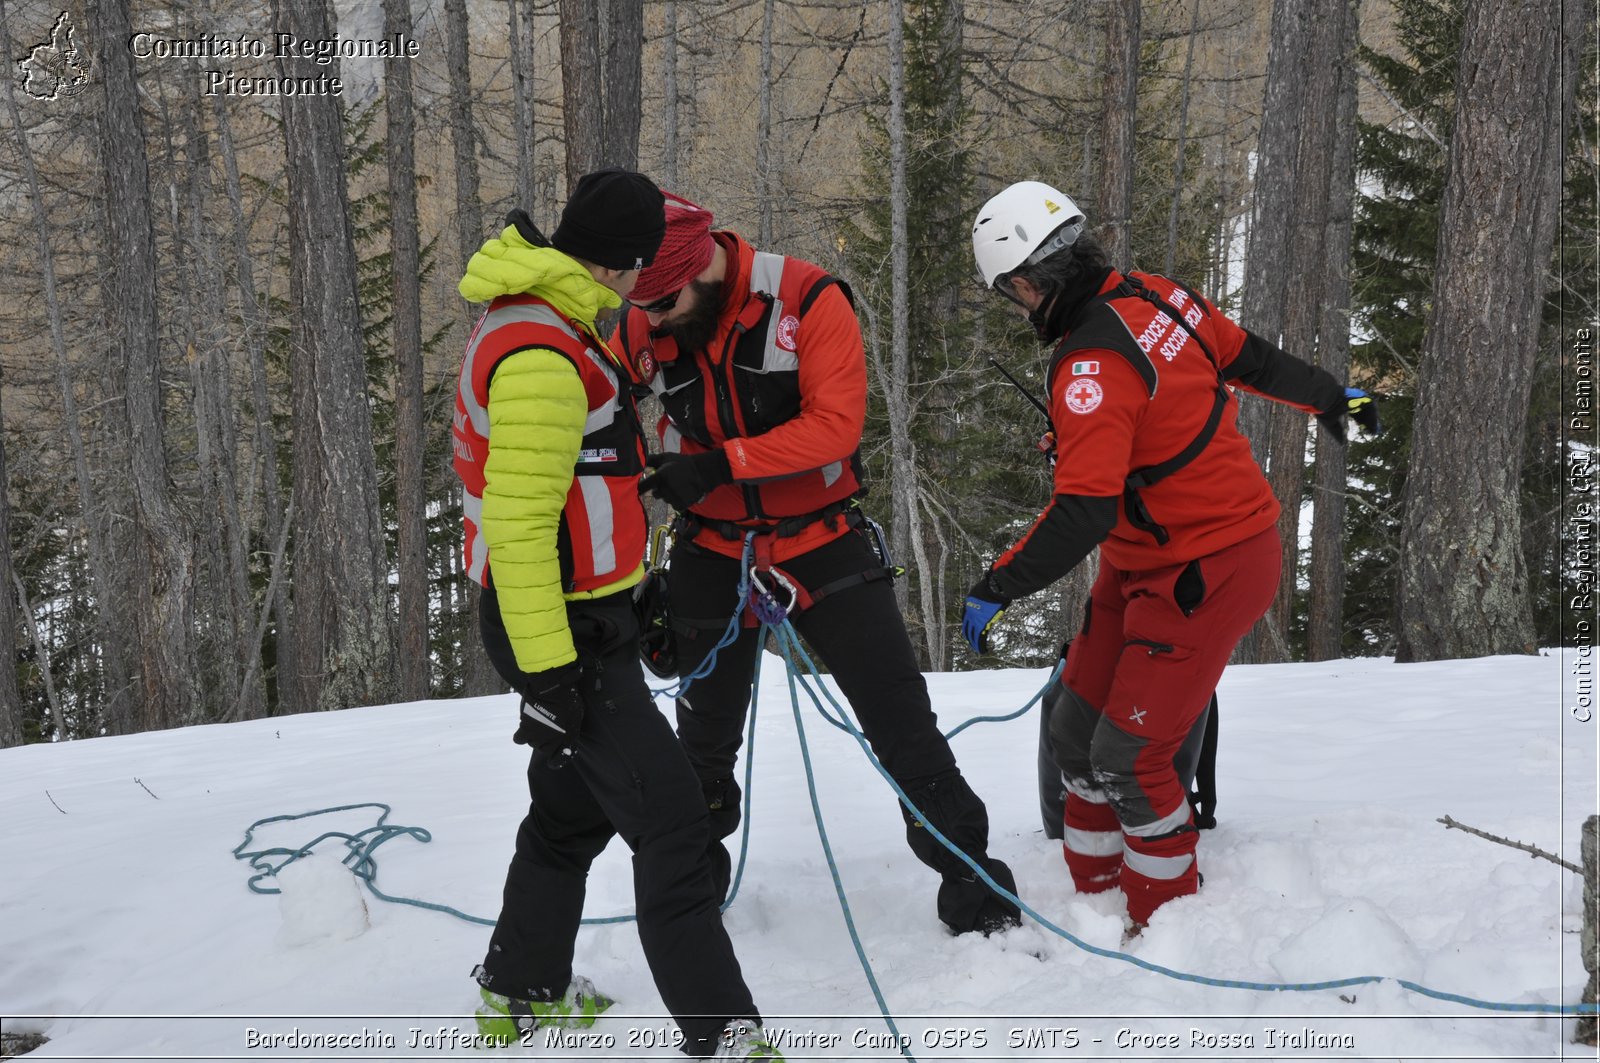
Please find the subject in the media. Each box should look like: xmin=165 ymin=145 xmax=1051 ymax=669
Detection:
xmin=1357 ymin=61 xmax=1446 ymax=151
xmin=1437 ymin=815 xmax=1581 ymax=873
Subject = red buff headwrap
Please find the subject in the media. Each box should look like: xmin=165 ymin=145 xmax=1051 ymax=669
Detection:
xmin=627 ymin=191 xmax=716 ymax=304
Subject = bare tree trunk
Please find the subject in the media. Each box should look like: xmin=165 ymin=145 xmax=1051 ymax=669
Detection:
xmin=274 ymin=0 xmax=397 ymax=711
xmin=1234 ymin=0 xmax=1311 ymax=663
xmin=1163 ymin=0 xmax=1201 ymax=277
xmin=509 ymin=0 xmax=536 ymax=209
xmin=96 ymin=0 xmax=198 ymax=732
xmin=178 ymin=74 xmax=260 ymax=719
xmin=9 ymin=571 xmax=65 ymax=741
xmin=603 ymin=0 xmax=643 ymax=170
xmin=757 ymin=0 xmax=776 ymax=245
xmin=0 ymin=0 xmax=133 ymax=732
xmin=444 ymin=0 xmax=484 ymax=242
xmin=1254 ymin=0 xmax=1353 ymax=659
xmin=663 ymin=0 xmax=679 ymax=188
xmin=1096 ymin=0 xmax=1139 ymax=270
xmin=559 ymin=0 xmax=605 ymax=188
xmin=386 ymin=0 xmax=429 ymax=701
xmin=443 ymin=0 xmax=499 ymax=698
xmin=0 ymin=395 xmax=23 ymax=747
xmin=210 ymin=74 xmax=292 ymax=716
xmin=883 ymin=0 xmax=938 ymax=667
xmin=1396 ymin=0 xmax=1583 ymax=661
xmin=1307 ymin=0 xmax=1361 ymax=662
xmin=920 ymin=0 xmax=964 ymax=671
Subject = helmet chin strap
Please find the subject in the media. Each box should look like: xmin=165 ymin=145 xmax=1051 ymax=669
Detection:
xmin=1027 ymin=298 xmax=1058 ymax=343
xmin=994 ymin=276 xmax=1061 ymax=343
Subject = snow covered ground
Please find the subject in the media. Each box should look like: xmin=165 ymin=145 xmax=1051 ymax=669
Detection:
xmin=1 ymin=651 xmax=1594 ymax=1061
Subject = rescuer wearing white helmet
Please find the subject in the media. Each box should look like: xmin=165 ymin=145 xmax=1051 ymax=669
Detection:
xmin=962 ymin=180 xmax=1379 ymax=933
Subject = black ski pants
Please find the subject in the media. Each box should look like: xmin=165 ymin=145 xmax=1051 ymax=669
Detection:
xmin=477 ymin=584 xmax=755 ymax=1058
xmin=668 ymin=529 xmax=1020 ymax=934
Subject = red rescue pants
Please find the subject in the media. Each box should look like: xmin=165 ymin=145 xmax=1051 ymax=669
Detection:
xmin=1058 ymin=526 xmax=1280 ymax=923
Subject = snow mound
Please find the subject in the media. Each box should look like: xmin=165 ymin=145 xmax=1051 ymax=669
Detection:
xmin=274 ymin=852 xmax=370 ymax=947
xmin=1269 ymin=896 xmax=1424 ymax=984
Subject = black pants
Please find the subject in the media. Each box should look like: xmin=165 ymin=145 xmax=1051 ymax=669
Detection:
xmin=477 ymin=585 xmax=755 ymax=1058
xmin=669 ymin=529 xmax=1020 ymax=934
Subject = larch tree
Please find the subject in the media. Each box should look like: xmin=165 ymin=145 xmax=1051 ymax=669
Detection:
xmin=509 ymin=0 xmax=538 ymax=209
xmin=1235 ymin=0 xmax=1344 ymax=662
xmin=1096 ymin=0 xmax=1139 ymax=270
xmin=443 ymin=0 xmax=500 ymax=698
xmin=1306 ymin=0 xmax=1362 ymax=661
xmin=273 ymin=0 xmax=397 ymax=711
xmin=444 ymin=0 xmax=484 ymax=248
xmin=385 ymin=0 xmax=429 ymax=701
xmin=559 ymin=0 xmax=605 ymax=187
xmin=0 ymin=373 xmax=21 ymax=747
xmin=1395 ymin=0 xmax=1586 ymax=661
xmin=0 ymin=0 xmax=133 ymax=732
xmin=96 ymin=0 xmax=198 ymax=731
xmin=603 ymin=0 xmax=644 ymax=170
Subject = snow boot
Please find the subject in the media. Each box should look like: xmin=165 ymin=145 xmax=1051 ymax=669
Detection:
xmin=709 ymin=1019 xmax=785 ymax=1060
xmin=472 ymin=974 xmax=613 ymax=1041
xmin=900 ymin=771 xmax=1023 ymax=935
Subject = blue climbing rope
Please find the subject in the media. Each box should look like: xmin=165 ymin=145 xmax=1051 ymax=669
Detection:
xmin=941 ymin=658 xmax=1064 ymax=739
xmin=232 ymin=802 xmax=499 ymax=925
xmin=232 ymin=697 xmax=763 ymax=928
xmin=766 ymin=614 xmax=1598 ymax=1019
xmin=234 ymin=549 xmax=1595 ymax=1022
xmin=770 ymin=620 xmax=917 ymax=1062
xmin=645 ymin=532 xmax=758 ymax=703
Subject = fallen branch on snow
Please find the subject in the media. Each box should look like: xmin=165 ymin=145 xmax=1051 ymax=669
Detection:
xmin=1437 ymin=815 xmax=1580 ymax=873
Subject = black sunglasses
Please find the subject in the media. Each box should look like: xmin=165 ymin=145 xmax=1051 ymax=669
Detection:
xmin=634 ymin=287 xmax=684 ymax=315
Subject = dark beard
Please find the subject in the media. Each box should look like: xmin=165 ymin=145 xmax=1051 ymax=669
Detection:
xmin=660 ymin=278 xmax=725 ymax=354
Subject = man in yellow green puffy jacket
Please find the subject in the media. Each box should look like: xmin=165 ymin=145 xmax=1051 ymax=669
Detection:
xmin=452 ymin=170 xmax=781 ymax=1062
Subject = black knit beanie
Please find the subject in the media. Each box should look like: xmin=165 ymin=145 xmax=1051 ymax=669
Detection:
xmin=551 ymin=169 xmax=667 ymax=271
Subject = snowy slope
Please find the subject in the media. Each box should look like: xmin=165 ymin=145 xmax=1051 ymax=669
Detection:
xmin=0 ymin=651 xmax=1594 ymax=1061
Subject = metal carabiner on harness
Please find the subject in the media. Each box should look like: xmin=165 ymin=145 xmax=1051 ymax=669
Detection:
xmin=747 ymin=565 xmax=799 ymax=626
xmin=647 ymin=523 xmax=675 ymax=572
xmin=859 ymin=513 xmax=906 ymax=579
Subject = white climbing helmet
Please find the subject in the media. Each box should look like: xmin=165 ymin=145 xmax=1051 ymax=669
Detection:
xmin=971 ymin=181 xmax=1086 ymax=290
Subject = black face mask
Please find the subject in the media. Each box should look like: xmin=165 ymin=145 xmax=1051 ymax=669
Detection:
xmin=1028 ymin=265 xmax=1115 ymax=345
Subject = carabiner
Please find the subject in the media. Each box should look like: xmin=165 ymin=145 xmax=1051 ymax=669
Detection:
xmin=748 ymin=566 xmax=798 ymax=625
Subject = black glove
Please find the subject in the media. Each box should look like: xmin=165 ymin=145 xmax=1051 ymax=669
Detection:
xmin=1316 ymin=387 xmax=1382 ymax=445
xmin=514 ymin=661 xmax=585 ymax=760
xmin=639 ymin=450 xmax=732 ymax=511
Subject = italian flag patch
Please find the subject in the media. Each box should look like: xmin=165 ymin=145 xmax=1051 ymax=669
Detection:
xmin=1070 ymin=360 xmax=1100 ymax=376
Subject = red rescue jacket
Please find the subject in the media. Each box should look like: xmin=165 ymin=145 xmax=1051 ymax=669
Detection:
xmin=999 ymin=270 xmax=1337 ymax=574
xmin=613 ymin=232 xmax=867 ymax=562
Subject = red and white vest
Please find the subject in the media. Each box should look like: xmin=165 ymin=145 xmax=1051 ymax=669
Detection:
xmin=615 ymin=247 xmax=863 ymax=525
xmin=453 ymin=295 xmax=647 ymax=591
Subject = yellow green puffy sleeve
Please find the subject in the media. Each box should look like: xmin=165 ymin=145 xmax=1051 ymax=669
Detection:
xmin=481 ymin=347 xmax=587 ymax=673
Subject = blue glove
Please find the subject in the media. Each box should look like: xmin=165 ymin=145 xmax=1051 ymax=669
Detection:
xmin=1317 ymin=387 xmax=1381 ymax=444
xmin=961 ymin=574 xmax=1009 ymax=655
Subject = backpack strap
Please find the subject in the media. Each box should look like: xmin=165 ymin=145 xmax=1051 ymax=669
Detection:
xmin=1047 ymin=275 xmax=1235 ymax=547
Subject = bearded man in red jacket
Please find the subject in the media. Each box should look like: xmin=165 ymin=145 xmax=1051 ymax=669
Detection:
xmin=613 ymin=192 xmax=1021 ymax=936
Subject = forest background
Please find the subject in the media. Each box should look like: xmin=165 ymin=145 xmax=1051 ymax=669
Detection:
xmin=0 ymin=0 xmax=1594 ymax=743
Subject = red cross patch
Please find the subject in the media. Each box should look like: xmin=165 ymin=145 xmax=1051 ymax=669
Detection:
xmin=636 ymin=346 xmax=657 ymax=383
xmin=1064 ymin=377 xmax=1104 ymax=414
